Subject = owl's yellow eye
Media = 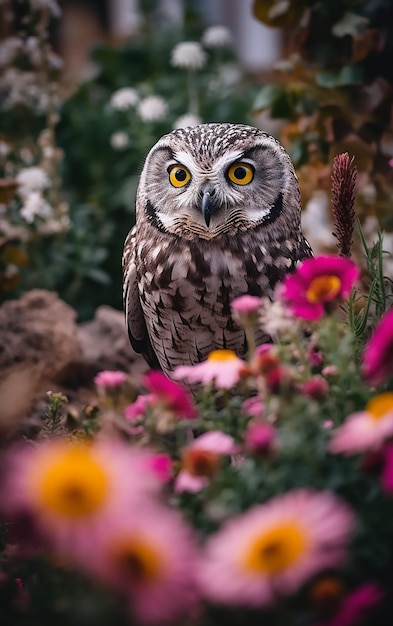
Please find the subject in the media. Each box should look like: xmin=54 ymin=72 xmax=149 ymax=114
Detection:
xmin=168 ymin=165 xmax=191 ymax=188
xmin=227 ymin=162 xmax=254 ymax=185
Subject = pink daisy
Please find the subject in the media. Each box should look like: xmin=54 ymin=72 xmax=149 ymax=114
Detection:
xmin=244 ymin=422 xmax=276 ymax=456
xmin=329 ymin=393 xmax=393 ymax=455
xmin=362 ymin=309 xmax=393 ymax=386
xmin=93 ymin=370 xmax=127 ymax=389
xmin=1 ymin=437 xmax=160 ymax=558
xmin=143 ymin=371 xmax=197 ymax=419
xmin=173 ymin=349 xmax=247 ymax=389
xmin=198 ymin=489 xmax=354 ymax=608
xmin=281 ymin=256 xmax=359 ymax=321
xmin=175 ymin=431 xmax=237 ymax=494
xmin=78 ymin=503 xmax=199 ymax=625
xmin=124 ymin=394 xmax=155 ymax=421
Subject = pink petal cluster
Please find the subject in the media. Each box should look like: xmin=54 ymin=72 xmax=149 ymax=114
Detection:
xmin=144 ymin=453 xmax=173 ymax=483
xmin=362 ymin=309 xmax=393 ymax=386
xmin=244 ymin=421 xmax=276 ymax=455
xmin=242 ymin=396 xmax=264 ymax=418
xmin=94 ymin=370 xmax=127 ymax=389
xmin=329 ymin=393 xmax=393 ymax=455
xmin=231 ymin=295 xmax=261 ymax=325
xmin=281 ymin=256 xmax=359 ymax=320
xmin=175 ymin=431 xmax=237 ymax=494
xmin=143 ymin=371 xmax=197 ymax=419
xmin=125 ymin=394 xmax=155 ymax=421
xmin=173 ymin=350 xmax=247 ymax=389
xmin=198 ymin=489 xmax=354 ymax=608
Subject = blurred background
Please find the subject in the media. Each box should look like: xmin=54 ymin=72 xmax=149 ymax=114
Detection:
xmin=1 ymin=0 xmax=393 ymax=320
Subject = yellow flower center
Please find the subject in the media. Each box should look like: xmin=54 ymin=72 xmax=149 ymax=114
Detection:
xmin=112 ymin=536 xmax=163 ymax=583
xmin=306 ymin=275 xmax=341 ymax=304
xmin=208 ymin=349 xmax=237 ymax=362
xmin=366 ymin=392 xmax=393 ymax=420
xmin=242 ymin=522 xmax=307 ymax=575
xmin=36 ymin=445 xmax=108 ymax=518
xmin=182 ymin=448 xmax=220 ymax=477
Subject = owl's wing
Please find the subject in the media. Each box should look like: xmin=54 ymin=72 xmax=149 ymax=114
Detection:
xmin=122 ymin=227 xmax=161 ymax=370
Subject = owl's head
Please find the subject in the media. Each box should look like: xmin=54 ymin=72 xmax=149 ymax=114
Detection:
xmin=137 ymin=123 xmax=302 ymax=241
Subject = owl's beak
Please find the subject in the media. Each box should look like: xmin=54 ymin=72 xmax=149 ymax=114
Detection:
xmin=201 ymin=185 xmax=217 ymax=227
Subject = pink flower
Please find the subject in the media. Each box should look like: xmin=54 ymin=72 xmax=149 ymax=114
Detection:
xmin=301 ymin=376 xmax=329 ymax=400
xmin=231 ymin=295 xmax=261 ymax=325
xmin=173 ymin=350 xmax=247 ymax=389
xmin=362 ymin=309 xmax=393 ymax=386
xmin=77 ymin=503 xmax=199 ymax=625
xmin=381 ymin=444 xmax=393 ymax=492
xmin=94 ymin=370 xmax=127 ymax=389
xmin=281 ymin=256 xmax=359 ymax=320
xmin=244 ymin=422 xmax=276 ymax=455
xmin=329 ymin=393 xmax=393 ymax=455
xmin=175 ymin=431 xmax=237 ymax=494
xmin=144 ymin=454 xmax=173 ymax=483
xmin=315 ymin=583 xmax=383 ymax=626
xmin=198 ymin=489 xmax=354 ymax=608
xmin=242 ymin=396 xmax=264 ymax=418
xmin=0 ymin=438 xmax=160 ymax=559
xmin=125 ymin=394 xmax=155 ymax=420
xmin=143 ymin=371 xmax=196 ymax=419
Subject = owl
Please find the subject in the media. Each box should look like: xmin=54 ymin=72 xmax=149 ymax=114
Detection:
xmin=123 ymin=123 xmax=312 ymax=375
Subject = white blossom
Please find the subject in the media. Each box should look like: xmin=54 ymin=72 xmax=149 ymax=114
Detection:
xmin=137 ymin=96 xmax=168 ymax=122
xmin=171 ymin=42 xmax=207 ymax=70
xmin=16 ymin=167 xmax=50 ymax=196
xmin=202 ymin=25 xmax=233 ymax=48
xmin=20 ymin=191 xmax=52 ymax=223
xmin=0 ymin=141 xmax=10 ymax=157
xmin=109 ymin=87 xmax=139 ymax=111
xmin=173 ymin=113 xmax=202 ymax=129
xmin=259 ymin=297 xmax=297 ymax=338
xmin=28 ymin=0 xmax=61 ymax=17
xmin=110 ymin=132 xmax=130 ymax=150
xmin=0 ymin=37 xmax=22 ymax=67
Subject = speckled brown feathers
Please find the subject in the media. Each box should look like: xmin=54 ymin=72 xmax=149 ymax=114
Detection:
xmin=123 ymin=123 xmax=312 ymax=375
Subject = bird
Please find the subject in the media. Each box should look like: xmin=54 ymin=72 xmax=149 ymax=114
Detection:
xmin=122 ymin=122 xmax=312 ymax=376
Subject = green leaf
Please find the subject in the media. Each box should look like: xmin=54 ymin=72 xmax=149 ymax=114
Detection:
xmin=332 ymin=11 xmax=369 ymax=38
xmin=253 ymin=84 xmax=283 ymax=111
xmin=316 ymin=65 xmax=363 ymax=88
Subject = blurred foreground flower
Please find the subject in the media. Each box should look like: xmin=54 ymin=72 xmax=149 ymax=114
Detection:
xmin=282 ymin=256 xmax=359 ymax=320
xmin=315 ymin=582 xmax=383 ymax=626
xmin=1 ymin=438 xmax=158 ymax=557
xmin=198 ymin=489 xmax=354 ymax=608
xmin=79 ymin=503 xmax=199 ymax=625
xmin=329 ymin=393 xmax=393 ymax=454
xmin=94 ymin=370 xmax=127 ymax=390
xmin=362 ymin=309 xmax=393 ymax=386
xmin=173 ymin=349 xmax=246 ymax=389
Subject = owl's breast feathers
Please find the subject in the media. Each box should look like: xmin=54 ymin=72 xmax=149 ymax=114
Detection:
xmin=122 ymin=221 xmax=312 ymax=374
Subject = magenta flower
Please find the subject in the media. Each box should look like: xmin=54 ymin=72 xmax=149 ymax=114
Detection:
xmin=175 ymin=431 xmax=237 ymax=494
xmin=124 ymin=394 xmax=155 ymax=421
xmin=198 ymin=489 xmax=354 ymax=608
xmin=315 ymin=583 xmax=383 ymax=626
xmin=301 ymin=376 xmax=329 ymax=401
xmin=329 ymin=393 xmax=393 ymax=455
xmin=362 ymin=309 xmax=393 ymax=386
xmin=144 ymin=454 xmax=173 ymax=484
xmin=94 ymin=370 xmax=127 ymax=389
xmin=242 ymin=396 xmax=265 ymax=418
xmin=244 ymin=422 xmax=276 ymax=456
xmin=381 ymin=444 xmax=393 ymax=492
xmin=143 ymin=371 xmax=197 ymax=419
xmin=281 ymin=256 xmax=359 ymax=320
xmin=173 ymin=349 xmax=247 ymax=389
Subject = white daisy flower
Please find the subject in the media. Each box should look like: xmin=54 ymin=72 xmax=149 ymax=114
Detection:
xmin=171 ymin=42 xmax=207 ymax=70
xmin=137 ymin=96 xmax=168 ymax=123
xmin=173 ymin=113 xmax=202 ymax=129
xmin=16 ymin=167 xmax=50 ymax=195
xmin=109 ymin=87 xmax=139 ymax=111
xmin=20 ymin=191 xmax=52 ymax=223
xmin=110 ymin=132 xmax=130 ymax=150
xmin=202 ymin=25 xmax=233 ymax=48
